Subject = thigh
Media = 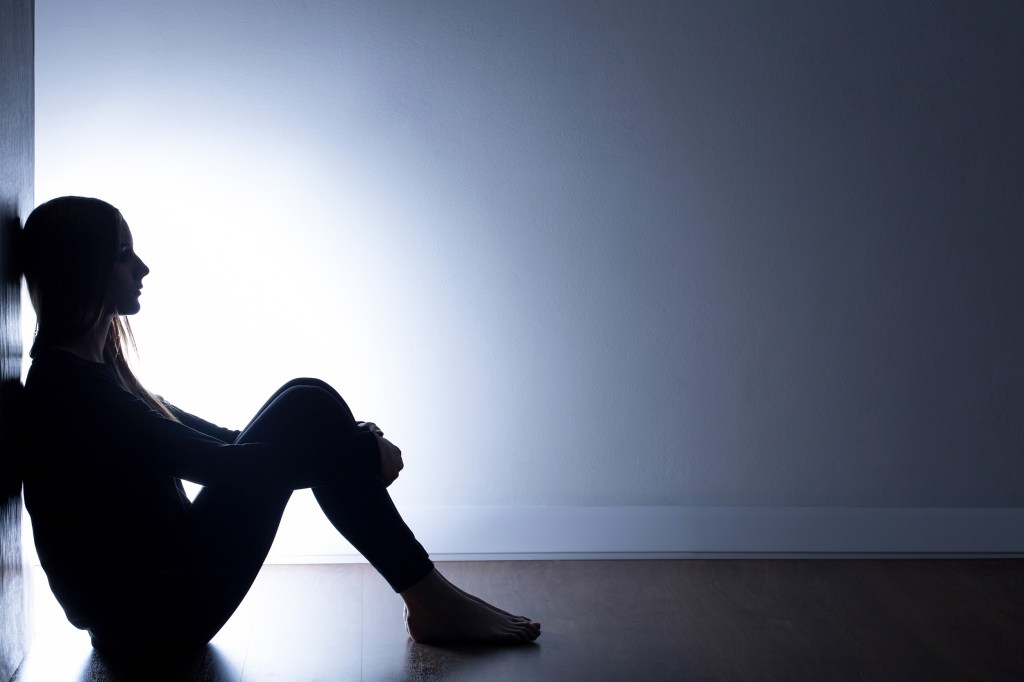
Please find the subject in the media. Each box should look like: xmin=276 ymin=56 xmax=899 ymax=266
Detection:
xmin=175 ymin=484 xmax=291 ymax=645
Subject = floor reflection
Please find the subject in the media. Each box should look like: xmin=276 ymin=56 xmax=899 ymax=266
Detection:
xmin=398 ymin=638 xmax=542 ymax=681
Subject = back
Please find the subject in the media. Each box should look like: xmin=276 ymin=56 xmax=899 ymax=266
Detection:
xmin=22 ymin=349 xmax=189 ymax=629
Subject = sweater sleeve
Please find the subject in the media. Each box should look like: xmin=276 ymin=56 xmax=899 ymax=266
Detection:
xmin=167 ymin=403 xmax=241 ymax=443
xmin=114 ymin=395 xmax=381 ymax=488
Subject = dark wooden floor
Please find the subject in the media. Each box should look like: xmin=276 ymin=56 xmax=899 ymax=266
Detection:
xmin=12 ymin=559 xmax=1024 ymax=681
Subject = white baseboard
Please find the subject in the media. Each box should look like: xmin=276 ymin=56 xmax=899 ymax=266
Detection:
xmin=264 ymin=499 xmax=1024 ymax=563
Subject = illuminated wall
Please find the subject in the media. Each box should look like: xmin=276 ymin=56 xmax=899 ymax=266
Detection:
xmin=2 ymin=0 xmax=33 ymax=674
xmin=32 ymin=1 xmax=1024 ymax=556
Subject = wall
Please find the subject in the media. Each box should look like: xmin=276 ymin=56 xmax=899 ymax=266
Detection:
xmin=32 ymin=1 xmax=1024 ymax=556
xmin=0 ymin=0 xmax=33 ymax=675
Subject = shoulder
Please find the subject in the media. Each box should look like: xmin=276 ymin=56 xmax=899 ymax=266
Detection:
xmin=25 ymin=349 xmax=126 ymax=407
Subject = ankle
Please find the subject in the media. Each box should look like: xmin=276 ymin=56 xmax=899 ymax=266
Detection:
xmin=399 ymin=568 xmax=445 ymax=610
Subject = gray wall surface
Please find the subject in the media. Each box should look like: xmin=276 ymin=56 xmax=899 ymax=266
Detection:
xmin=33 ymin=1 xmax=1024 ymax=517
xmin=1 ymin=0 xmax=33 ymax=676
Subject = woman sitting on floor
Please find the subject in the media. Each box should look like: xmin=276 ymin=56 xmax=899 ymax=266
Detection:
xmin=19 ymin=196 xmax=540 ymax=658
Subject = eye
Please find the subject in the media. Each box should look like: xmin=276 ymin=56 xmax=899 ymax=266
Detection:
xmin=118 ymin=246 xmax=133 ymax=262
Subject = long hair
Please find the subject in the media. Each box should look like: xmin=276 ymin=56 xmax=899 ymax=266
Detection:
xmin=21 ymin=196 xmax=177 ymax=420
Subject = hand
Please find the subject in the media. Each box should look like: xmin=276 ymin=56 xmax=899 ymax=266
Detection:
xmin=357 ymin=421 xmax=385 ymax=437
xmin=376 ymin=434 xmax=404 ymax=487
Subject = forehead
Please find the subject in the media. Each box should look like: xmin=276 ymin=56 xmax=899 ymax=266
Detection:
xmin=117 ymin=214 xmax=133 ymax=243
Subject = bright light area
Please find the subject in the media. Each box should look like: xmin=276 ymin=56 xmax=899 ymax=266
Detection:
xmin=32 ymin=130 xmax=429 ymax=423
xmin=30 ymin=0 xmax=693 ymax=564
xmin=27 ymin=124 xmax=465 ymax=559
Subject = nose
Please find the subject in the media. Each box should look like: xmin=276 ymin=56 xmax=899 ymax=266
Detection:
xmin=135 ymin=255 xmax=150 ymax=278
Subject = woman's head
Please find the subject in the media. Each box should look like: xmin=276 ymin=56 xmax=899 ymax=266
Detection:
xmin=22 ymin=196 xmax=149 ymax=356
xmin=21 ymin=196 xmax=172 ymax=418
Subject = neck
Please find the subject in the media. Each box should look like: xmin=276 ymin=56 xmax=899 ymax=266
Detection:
xmin=51 ymin=315 xmax=114 ymax=364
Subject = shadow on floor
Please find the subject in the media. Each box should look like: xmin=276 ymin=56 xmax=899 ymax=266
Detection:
xmin=73 ymin=644 xmax=241 ymax=682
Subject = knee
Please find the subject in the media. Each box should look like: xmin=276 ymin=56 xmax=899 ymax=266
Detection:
xmin=272 ymin=385 xmax=356 ymax=427
xmin=240 ymin=384 xmax=357 ymax=443
xmin=276 ymin=377 xmax=334 ymax=395
xmin=275 ymin=384 xmax=338 ymax=410
xmin=272 ymin=378 xmax=352 ymax=415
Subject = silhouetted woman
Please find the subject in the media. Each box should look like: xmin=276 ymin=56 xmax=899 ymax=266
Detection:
xmin=20 ymin=196 xmax=539 ymax=658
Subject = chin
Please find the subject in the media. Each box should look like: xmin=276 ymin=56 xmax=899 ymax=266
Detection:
xmin=117 ymin=303 xmax=142 ymax=316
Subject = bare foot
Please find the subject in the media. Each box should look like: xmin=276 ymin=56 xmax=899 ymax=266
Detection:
xmin=435 ymin=571 xmax=533 ymax=623
xmin=400 ymin=569 xmax=541 ymax=645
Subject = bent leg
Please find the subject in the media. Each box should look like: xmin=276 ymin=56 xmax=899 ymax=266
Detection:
xmin=259 ymin=386 xmax=433 ymax=592
xmin=245 ymin=383 xmax=434 ymax=591
xmin=180 ymin=380 xmax=534 ymax=648
xmin=312 ymin=478 xmax=432 ymax=593
xmin=167 ymin=384 xmax=340 ymax=646
xmin=178 ymin=483 xmax=292 ymax=646
xmin=260 ymin=386 xmax=538 ymax=643
xmin=180 ymin=382 xmax=433 ymax=645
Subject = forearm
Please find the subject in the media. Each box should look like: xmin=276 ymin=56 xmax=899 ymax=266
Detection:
xmin=187 ymin=431 xmax=382 ymax=489
xmin=168 ymin=405 xmax=241 ymax=443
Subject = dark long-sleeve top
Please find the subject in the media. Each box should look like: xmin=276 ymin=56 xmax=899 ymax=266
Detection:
xmin=21 ymin=348 xmax=380 ymax=629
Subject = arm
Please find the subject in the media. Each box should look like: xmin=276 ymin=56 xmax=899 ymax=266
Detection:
xmin=167 ymin=404 xmax=241 ymax=443
xmin=106 ymin=389 xmax=381 ymax=489
xmin=27 ymin=356 xmax=380 ymax=491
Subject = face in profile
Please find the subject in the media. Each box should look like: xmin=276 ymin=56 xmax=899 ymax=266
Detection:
xmin=105 ymin=216 xmax=150 ymax=316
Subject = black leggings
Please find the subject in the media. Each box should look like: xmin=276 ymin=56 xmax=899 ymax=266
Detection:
xmin=91 ymin=378 xmax=433 ymax=655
